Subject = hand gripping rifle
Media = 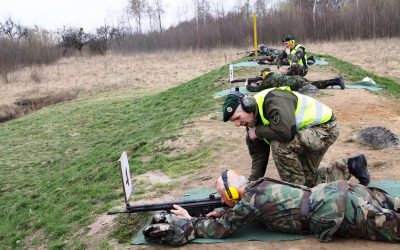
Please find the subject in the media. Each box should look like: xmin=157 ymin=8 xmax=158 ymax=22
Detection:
xmin=107 ymin=152 xmax=227 ymax=217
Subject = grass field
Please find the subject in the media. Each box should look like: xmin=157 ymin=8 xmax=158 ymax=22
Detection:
xmin=0 ymin=51 xmax=399 ymax=249
xmin=0 ymin=66 xmax=227 ymax=248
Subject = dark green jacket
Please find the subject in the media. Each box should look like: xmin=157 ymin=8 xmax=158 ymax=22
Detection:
xmin=254 ymin=89 xmax=298 ymax=142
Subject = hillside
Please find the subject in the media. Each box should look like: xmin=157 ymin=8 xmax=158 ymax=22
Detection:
xmin=0 ymin=39 xmax=399 ymax=249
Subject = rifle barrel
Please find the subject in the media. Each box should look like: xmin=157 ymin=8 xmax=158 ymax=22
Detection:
xmin=230 ymin=76 xmax=262 ymax=84
xmin=107 ymin=196 xmax=227 ymax=216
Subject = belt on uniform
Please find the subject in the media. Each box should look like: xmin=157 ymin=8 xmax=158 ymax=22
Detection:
xmin=300 ymin=190 xmax=311 ymax=233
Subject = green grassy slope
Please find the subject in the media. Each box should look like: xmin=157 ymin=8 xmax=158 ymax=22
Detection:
xmin=0 ymin=66 xmax=227 ymax=249
xmin=0 ymin=55 xmax=399 ymax=249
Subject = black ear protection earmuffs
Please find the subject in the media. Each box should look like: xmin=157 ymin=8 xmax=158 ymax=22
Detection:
xmin=221 ymin=170 xmax=239 ymax=202
xmin=228 ymin=91 xmax=256 ymax=113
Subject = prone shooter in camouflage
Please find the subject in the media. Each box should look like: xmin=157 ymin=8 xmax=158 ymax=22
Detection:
xmin=246 ymin=44 xmax=283 ymax=57
xmin=246 ymin=68 xmax=345 ymax=92
xmin=144 ymin=170 xmax=400 ymax=245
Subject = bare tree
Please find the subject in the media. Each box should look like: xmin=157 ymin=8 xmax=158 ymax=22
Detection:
xmin=0 ymin=18 xmax=31 ymax=42
xmin=210 ymin=0 xmax=226 ymax=19
xmin=254 ymin=0 xmax=268 ymax=17
xmin=193 ymin=0 xmax=212 ymax=29
xmin=146 ymin=5 xmax=155 ymax=32
xmin=153 ymin=0 xmax=165 ymax=32
xmin=57 ymin=27 xmax=90 ymax=55
xmin=128 ymin=0 xmax=148 ymax=34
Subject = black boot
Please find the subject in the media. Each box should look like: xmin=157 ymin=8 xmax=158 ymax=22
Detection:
xmin=327 ymin=77 xmax=345 ymax=90
xmin=312 ymin=77 xmax=345 ymax=90
xmin=348 ymin=154 xmax=370 ymax=186
xmin=336 ymin=76 xmax=345 ymax=90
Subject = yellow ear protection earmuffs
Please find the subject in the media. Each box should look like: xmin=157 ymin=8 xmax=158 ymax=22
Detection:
xmin=289 ymin=39 xmax=295 ymax=48
xmin=228 ymin=91 xmax=256 ymax=113
xmin=221 ymin=170 xmax=239 ymax=201
xmin=282 ymin=35 xmax=295 ymax=48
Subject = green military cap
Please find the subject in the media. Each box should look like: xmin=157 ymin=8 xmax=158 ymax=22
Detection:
xmin=282 ymin=34 xmax=295 ymax=42
xmin=222 ymin=94 xmax=240 ymax=122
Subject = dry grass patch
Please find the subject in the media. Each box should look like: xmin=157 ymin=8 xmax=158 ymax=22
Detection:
xmin=0 ymin=48 xmax=240 ymax=122
xmin=308 ymin=38 xmax=400 ymax=83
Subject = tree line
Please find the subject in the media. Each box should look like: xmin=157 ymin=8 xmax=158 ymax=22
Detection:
xmin=1 ymin=0 xmax=400 ymax=82
xmin=118 ymin=0 xmax=400 ymax=52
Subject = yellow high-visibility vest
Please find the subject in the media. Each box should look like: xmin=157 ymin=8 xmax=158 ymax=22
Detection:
xmin=290 ymin=44 xmax=308 ymax=66
xmin=254 ymin=87 xmax=333 ymax=143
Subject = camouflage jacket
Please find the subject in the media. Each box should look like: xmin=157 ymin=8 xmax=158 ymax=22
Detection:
xmin=289 ymin=45 xmax=307 ymax=67
xmin=194 ymin=178 xmax=349 ymax=242
xmin=246 ymin=72 xmax=307 ymax=92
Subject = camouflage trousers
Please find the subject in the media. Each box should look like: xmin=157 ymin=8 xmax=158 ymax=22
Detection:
xmin=271 ymin=120 xmax=344 ymax=187
xmin=338 ymin=183 xmax=400 ymax=242
xmin=246 ymin=72 xmax=337 ymax=93
xmin=285 ymin=64 xmax=308 ymax=77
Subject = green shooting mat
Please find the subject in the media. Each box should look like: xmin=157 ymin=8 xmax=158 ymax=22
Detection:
xmin=213 ymin=80 xmax=385 ymax=98
xmin=331 ymin=81 xmax=386 ymax=91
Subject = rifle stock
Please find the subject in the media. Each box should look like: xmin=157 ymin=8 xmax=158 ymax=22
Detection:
xmin=107 ymin=194 xmax=227 ymax=217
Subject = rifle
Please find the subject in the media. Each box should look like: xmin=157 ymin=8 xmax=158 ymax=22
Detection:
xmin=230 ymin=76 xmax=262 ymax=84
xmin=107 ymin=152 xmax=227 ymax=217
xmin=237 ymin=50 xmax=257 ymax=55
xmin=248 ymin=56 xmax=273 ymax=62
xmin=107 ymin=193 xmax=227 ymax=217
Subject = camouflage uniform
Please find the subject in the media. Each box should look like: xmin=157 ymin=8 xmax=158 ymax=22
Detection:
xmin=143 ymin=211 xmax=197 ymax=246
xmin=246 ymin=72 xmax=340 ymax=92
xmin=278 ymin=46 xmax=308 ymax=77
xmin=248 ymin=120 xmax=349 ymax=186
xmin=286 ymin=63 xmax=308 ymax=77
xmin=271 ymin=120 xmax=341 ymax=187
xmin=246 ymin=89 xmax=341 ymax=187
xmin=247 ymin=73 xmax=306 ymax=92
xmin=194 ymin=178 xmax=400 ymax=243
xmin=256 ymin=48 xmax=288 ymax=65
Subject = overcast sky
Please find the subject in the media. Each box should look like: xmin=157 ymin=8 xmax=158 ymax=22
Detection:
xmin=0 ymin=0 xmax=237 ymax=32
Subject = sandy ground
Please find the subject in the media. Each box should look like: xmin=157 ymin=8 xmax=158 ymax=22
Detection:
xmin=0 ymin=49 xmax=240 ymax=107
xmin=8 ymin=39 xmax=399 ymax=249
xmin=307 ymin=37 xmax=400 ymax=83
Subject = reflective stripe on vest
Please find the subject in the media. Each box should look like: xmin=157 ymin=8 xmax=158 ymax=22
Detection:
xmin=290 ymin=44 xmax=307 ymax=66
xmin=254 ymin=87 xmax=332 ymax=130
xmin=292 ymin=92 xmax=332 ymax=129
